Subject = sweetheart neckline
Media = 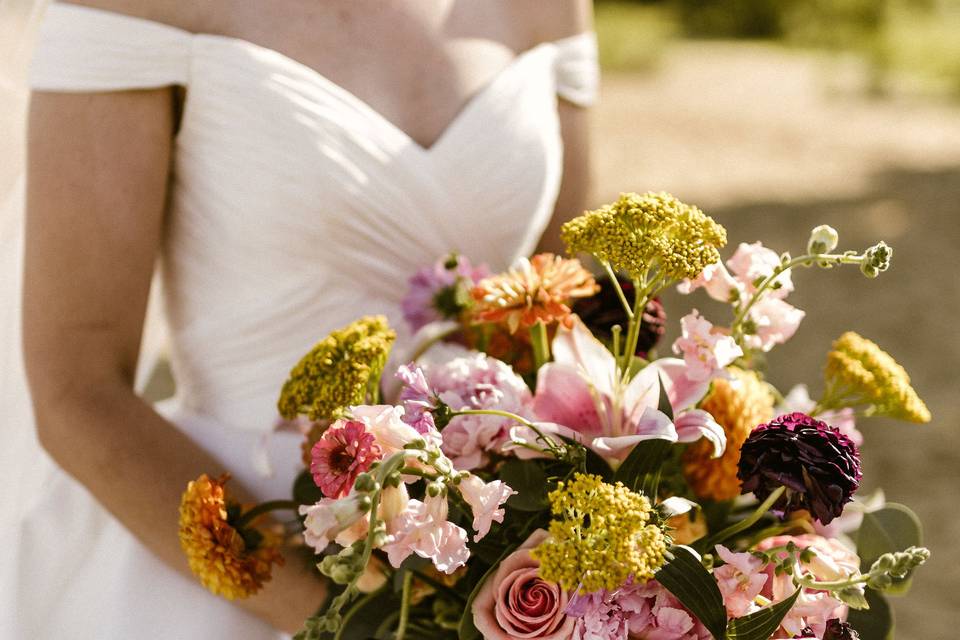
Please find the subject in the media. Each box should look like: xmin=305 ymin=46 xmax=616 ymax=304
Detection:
xmin=51 ymin=3 xmax=557 ymax=154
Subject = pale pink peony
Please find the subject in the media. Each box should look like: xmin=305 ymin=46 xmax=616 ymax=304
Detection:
xmin=381 ymin=495 xmax=470 ymax=574
xmin=727 ymin=242 xmax=794 ymax=298
xmin=472 ymin=530 xmax=576 ymax=640
xmin=672 ymin=310 xmax=744 ymax=383
xmin=310 ymin=419 xmax=382 ymax=498
xmin=713 ymin=545 xmax=768 ymax=618
xmin=458 ymin=475 xmax=516 ymax=541
xmin=566 ymin=580 xmax=711 ymax=640
xmin=744 ymin=297 xmax=806 ymax=352
xmin=418 ymin=350 xmax=532 ymax=469
xmin=530 ymin=317 xmax=726 ymax=462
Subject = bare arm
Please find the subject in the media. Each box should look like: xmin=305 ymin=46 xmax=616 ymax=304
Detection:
xmin=534 ymin=0 xmax=595 ymax=254
xmin=23 ymin=88 xmax=324 ymax=634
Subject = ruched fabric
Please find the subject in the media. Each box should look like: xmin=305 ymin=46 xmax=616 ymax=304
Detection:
xmin=11 ymin=4 xmax=601 ymax=639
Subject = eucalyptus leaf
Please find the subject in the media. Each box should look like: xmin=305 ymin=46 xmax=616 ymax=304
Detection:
xmin=498 ymin=459 xmax=550 ymax=511
xmin=654 ymin=546 xmax=727 ymax=640
xmin=847 ymin=589 xmax=895 ymax=640
xmin=613 ymin=438 xmax=672 ymax=498
xmin=726 ymin=588 xmax=801 ymax=640
xmin=856 ymin=503 xmax=923 ymax=594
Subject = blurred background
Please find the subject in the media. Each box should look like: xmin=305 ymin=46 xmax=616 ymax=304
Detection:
xmin=587 ymin=1 xmax=959 ymax=637
xmin=3 ymin=0 xmax=958 ymax=637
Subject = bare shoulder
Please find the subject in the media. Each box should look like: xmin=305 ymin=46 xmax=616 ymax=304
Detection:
xmin=510 ymin=0 xmax=593 ymax=46
xmin=56 ymin=0 xmax=205 ymax=32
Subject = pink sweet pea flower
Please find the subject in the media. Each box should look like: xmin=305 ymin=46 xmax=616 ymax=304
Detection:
xmin=530 ymin=317 xmax=726 ymax=462
xmin=672 ymin=310 xmax=744 ymax=383
xmin=299 ymin=492 xmax=370 ymax=553
xmin=713 ymin=545 xmax=769 ymax=618
xmin=727 ymin=242 xmax=794 ymax=298
xmin=744 ymin=297 xmax=806 ymax=352
xmin=381 ymin=494 xmax=470 ymax=574
xmin=458 ymin=475 xmax=516 ymax=541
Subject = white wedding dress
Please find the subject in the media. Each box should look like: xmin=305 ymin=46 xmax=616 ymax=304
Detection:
xmin=2 ymin=4 xmax=598 ymax=639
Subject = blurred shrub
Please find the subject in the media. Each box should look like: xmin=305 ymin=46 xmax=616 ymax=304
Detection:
xmin=594 ymin=2 xmax=678 ymax=71
xmin=672 ymin=0 xmax=795 ymax=38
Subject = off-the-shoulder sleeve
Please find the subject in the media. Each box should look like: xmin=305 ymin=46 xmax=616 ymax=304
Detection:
xmin=553 ymin=31 xmax=600 ymax=107
xmin=30 ymin=3 xmax=192 ymax=91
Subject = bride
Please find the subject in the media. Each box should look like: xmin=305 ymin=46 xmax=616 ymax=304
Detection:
xmin=4 ymin=0 xmax=598 ymax=637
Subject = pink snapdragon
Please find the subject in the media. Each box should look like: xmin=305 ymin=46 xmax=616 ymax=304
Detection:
xmin=780 ymin=385 xmax=863 ymax=447
xmin=676 ymin=260 xmax=741 ymax=302
xmin=299 ymin=492 xmax=370 ymax=552
xmin=745 ymin=297 xmax=806 ymax=352
xmin=381 ymin=494 xmax=470 ymax=574
xmin=713 ymin=545 xmax=768 ymax=618
xmin=458 ymin=475 xmax=516 ymax=541
xmin=727 ymin=242 xmax=794 ymax=298
xmin=310 ymin=419 xmax=382 ymax=498
xmin=672 ymin=310 xmax=743 ymax=382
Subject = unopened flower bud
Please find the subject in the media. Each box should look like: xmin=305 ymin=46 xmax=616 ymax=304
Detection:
xmin=404 ymin=438 xmax=426 ymax=450
xmin=426 ymin=482 xmax=444 ymax=498
xmin=353 ymin=473 xmax=378 ymax=493
xmin=356 ymin=495 xmax=373 ymax=513
xmin=808 ymin=225 xmax=839 ymax=254
xmin=861 ymin=241 xmax=892 ymax=278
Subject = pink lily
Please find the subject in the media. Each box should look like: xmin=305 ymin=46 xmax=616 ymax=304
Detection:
xmin=529 ymin=317 xmax=725 ymax=463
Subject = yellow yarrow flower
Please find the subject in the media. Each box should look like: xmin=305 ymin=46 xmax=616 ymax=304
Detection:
xmin=683 ymin=368 xmax=776 ymax=501
xmin=823 ymin=331 xmax=930 ymax=423
xmin=561 ymin=192 xmax=727 ymax=283
xmin=178 ymin=474 xmax=284 ymax=600
xmin=532 ymin=473 xmax=667 ymax=593
xmin=277 ymin=315 xmax=396 ymax=421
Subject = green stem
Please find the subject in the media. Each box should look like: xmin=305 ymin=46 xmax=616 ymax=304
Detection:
xmin=697 ymin=486 xmax=786 ymax=552
xmin=603 ymin=261 xmax=634 ymax=319
xmin=619 ymin=279 xmax=649 ymax=375
xmin=235 ymin=500 xmax=299 ymax=528
xmin=337 ymin=584 xmax=387 ymax=635
xmin=395 ymin=570 xmax=414 ymax=640
xmin=797 ymin=573 xmax=870 ymax=591
xmin=530 ymin=320 xmax=550 ymax=371
xmin=455 ymin=408 xmax=564 ymax=457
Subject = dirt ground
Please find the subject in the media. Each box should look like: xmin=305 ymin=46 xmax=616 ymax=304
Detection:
xmin=591 ymin=41 xmax=960 ymax=638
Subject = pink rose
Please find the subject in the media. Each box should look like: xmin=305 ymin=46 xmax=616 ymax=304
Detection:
xmin=472 ymin=530 xmax=575 ymax=640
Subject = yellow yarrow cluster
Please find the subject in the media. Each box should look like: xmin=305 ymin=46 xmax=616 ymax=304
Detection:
xmin=683 ymin=368 xmax=776 ymax=501
xmin=561 ymin=192 xmax=727 ymax=282
xmin=823 ymin=331 xmax=930 ymax=423
xmin=532 ymin=473 xmax=667 ymax=593
xmin=178 ymin=474 xmax=283 ymax=600
xmin=277 ymin=315 xmax=396 ymax=421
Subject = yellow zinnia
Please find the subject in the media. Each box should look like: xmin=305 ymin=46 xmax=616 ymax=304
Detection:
xmin=683 ymin=368 xmax=775 ymax=501
xmin=178 ymin=474 xmax=283 ymax=600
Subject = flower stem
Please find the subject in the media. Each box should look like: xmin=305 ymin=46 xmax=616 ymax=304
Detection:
xmin=530 ymin=320 xmax=550 ymax=371
xmin=395 ymin=570 xmax=414 ymax=640
xmin=603 ymin=261 xmax=634 ymax=319
xmin=235 ymin=499 xmax=299 ymax=529
xmin=453 ymin=408 xmax=564 ymax=457
xmin=696 ymin=486 xmax=786 ymax=552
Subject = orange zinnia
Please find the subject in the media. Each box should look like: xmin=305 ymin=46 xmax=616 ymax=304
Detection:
xmin=178 ymin=474 xmax=284 ymax=600
xmin=470 ymin=253 xmax=599 ymax=333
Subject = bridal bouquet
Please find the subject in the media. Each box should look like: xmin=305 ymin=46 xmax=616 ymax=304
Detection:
xmin=179 ymin=192 xmax=930 ymax=640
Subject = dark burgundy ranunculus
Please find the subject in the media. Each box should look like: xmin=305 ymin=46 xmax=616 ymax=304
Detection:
xmin=573 ymin=274 xmax=666 ymax=357
xmin=823 ymin=618 xmax=861 ymax=640
xmin=737 ymin=412 xmax=861 ymax=524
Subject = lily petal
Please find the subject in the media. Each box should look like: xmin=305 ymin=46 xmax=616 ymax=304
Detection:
xmin=675 ymin=409 xmax=726 ymax=457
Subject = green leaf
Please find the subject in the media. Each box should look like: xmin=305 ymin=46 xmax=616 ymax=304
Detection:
xmin=293 ymin=469 xmax=324 ymax=506
xmin=847 ymin=589 xmax=895 ymax=640
xmin=498 ymin=459 xmax=550 ymax=511
xmin=726 ymin=588 xmax=801 ymax=640
xmin=856 ymin=503 xmax=923 ymax=594
xmin=655 ymin=546 xmax=727 ymax=640
xmin=613 ymin=437 xmax=672 ymax=498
